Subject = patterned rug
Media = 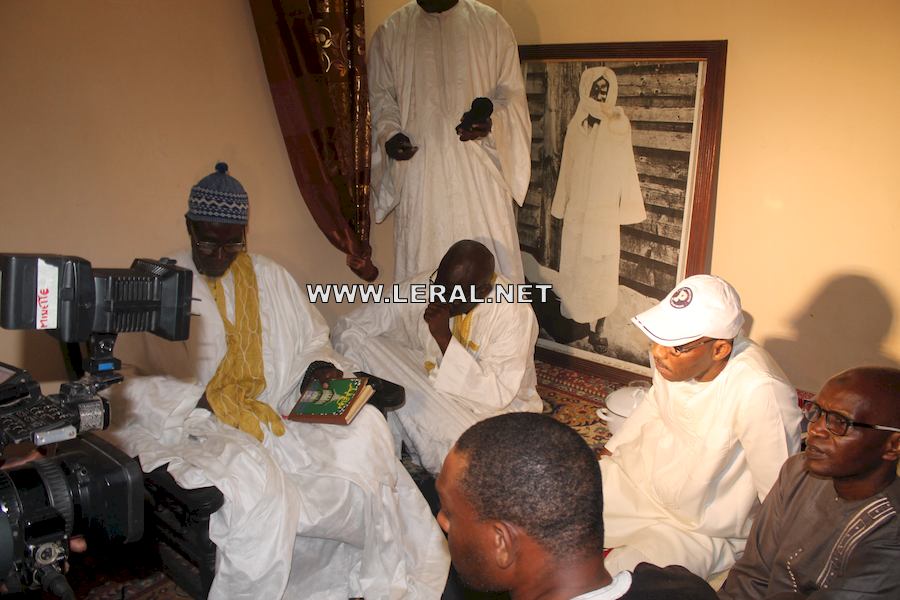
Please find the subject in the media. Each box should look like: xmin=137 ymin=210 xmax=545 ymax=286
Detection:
xmin=75 ymin=572 xmax=188 ymax=600
xmin=535 ymin=360 xmax=623 ymax=458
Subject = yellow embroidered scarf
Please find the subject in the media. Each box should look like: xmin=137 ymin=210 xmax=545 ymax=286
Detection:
xmin=204 ymin=253 xmax=285 ymax=441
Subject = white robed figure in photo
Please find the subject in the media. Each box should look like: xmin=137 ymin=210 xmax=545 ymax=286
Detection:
xmin=332 ymin=241 xmax=542 ymax=474
xmin=550 ymin=66 xmax=645 ymax=325
xmin=369 ymin=0 xmax=531 ymax=283
xmin=107 ymin=164 xmax=449 ymax=600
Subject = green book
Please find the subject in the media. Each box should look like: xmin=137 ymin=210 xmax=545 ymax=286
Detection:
xmin=285 ymin=377 xmax=373 ymax=425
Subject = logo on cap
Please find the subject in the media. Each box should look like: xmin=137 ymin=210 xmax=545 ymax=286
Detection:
xmin=669 ymin=286 xmax=693 ymax=308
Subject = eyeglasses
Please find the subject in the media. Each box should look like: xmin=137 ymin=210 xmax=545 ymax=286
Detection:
xmin=190 ymin=226 xmax=246 ymax=256
xmin=669 ymin=338 xmax=715 ymax=356
xmin=193 ymin=239 xmax=246 ymax=256
xmin=801 ymin=399 xmax=900 ymax=437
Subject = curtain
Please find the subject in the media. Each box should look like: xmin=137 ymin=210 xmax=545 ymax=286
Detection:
xmin=249 ymin=0 xmax=377 ymax=281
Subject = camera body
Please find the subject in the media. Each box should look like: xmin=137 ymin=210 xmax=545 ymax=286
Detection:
xmin=0 ymin=433 xmax=143 ymax=592
xmin=0 ymin=253 xmax=193 ymax=594
xmin=0 ymin=363 xmax=110 ymax=450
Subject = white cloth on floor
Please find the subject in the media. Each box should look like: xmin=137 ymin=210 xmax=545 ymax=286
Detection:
xmin=106 ymin=251 xmax=449 ymax=600
xmin=369 ymin=0 xmax=531 ymax=282
xmin=600 ymin=337 xmax=802 ymax=578
xmin=332 ymin=272 xmax=542 ymax=473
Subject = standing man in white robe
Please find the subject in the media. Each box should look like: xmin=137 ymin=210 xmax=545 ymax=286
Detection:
xmin=369 ymin=0 xmax=531 ymax=283
xmin=599 ymin=275 xmax=802 ymax=579
xmin=332 ymin=240 xmax=542 ymax=474
xmin=108 ymin=163 xmax=449 ymax=599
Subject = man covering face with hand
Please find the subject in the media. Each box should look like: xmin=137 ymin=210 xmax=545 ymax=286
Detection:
xmin=333 ymin=240 xmax=542 ymax=474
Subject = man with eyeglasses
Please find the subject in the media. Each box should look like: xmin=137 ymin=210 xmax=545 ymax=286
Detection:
xmin=333 ymin=240 xmax=542 ymax=475
xmin=719 ymin=367 xmax=900 ymax=599
xmin=108 ymin=163 xmax=449 ymax=599
xmin=598 ymin=275 xmax=802 ymax=580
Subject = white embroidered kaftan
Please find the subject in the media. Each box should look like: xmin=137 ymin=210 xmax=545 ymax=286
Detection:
xmin=369 ymin=0 xmax=531 ymax=282
xmin=331 ymin=272 xmax=542 ymax=474
xmin=551 ymin=67 xmax=645 ymax=323
xmin=106 ymin=252 xmax=449 ymax=600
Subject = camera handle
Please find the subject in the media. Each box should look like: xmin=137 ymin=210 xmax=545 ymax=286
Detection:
xmin=60 ymin=334 xmax=123 ymax=400
xmin=37 ymin=564 xmax=75 ymax=600
xmin=85 ymin=333 xmax=121 ymax=381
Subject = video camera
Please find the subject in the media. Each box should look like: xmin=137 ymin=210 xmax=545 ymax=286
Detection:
xmin=0 ymin=254 xmax=192 ymax=596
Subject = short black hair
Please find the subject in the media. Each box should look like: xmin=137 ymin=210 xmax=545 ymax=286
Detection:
xmin=454 ymin=413 xmax=604 ymax=560
xmin=439 ymin=240 xmax=495 ymax=286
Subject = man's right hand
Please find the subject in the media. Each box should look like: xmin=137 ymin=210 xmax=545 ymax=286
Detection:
xmin=385 ymin=133 xmax=419 ymax=161
xmin=424 ymin=302 xmax=453 ymax=353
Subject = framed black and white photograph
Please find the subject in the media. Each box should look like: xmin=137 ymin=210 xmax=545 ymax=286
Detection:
xmin=517 ymin=41 xmax=727 ymax=381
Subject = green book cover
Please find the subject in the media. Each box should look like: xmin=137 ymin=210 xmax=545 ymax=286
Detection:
xmin=290 ymin=378 xmax=366 ymax=417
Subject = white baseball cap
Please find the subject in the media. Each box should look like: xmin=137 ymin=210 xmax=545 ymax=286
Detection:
xmin=631 ymin=275 xmax=745 ymax=346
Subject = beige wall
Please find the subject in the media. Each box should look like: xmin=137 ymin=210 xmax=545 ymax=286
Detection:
xmin=0 ymin=0 xmax=395 ymax=379
xmin=2 ymin=0 xmax=898 ymax=391
xmin=370 ymin=0 xmax=900 ymax=391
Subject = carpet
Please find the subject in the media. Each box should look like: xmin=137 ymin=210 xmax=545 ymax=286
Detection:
xmin=535 ymin=360 xmax=623 ymax=458
xmin=74 ymin=572 xmax=188 ymax=600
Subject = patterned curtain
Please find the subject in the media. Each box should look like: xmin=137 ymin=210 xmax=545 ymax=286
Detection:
xmin=249 ymin=0 xmax=377 ymax=281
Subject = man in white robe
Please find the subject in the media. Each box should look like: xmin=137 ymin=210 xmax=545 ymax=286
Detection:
xmin=551 ymin=66 xmax=645 ymax=324
xmin=369 ymin=0 xmax=531 ymax=282
xmin=332 ymin=240 xmax=542 ymax=474
xmin=107 ymin=164 xmax=449 ymax=599
xmin=599 ymin=275 xmax=802 ymax=579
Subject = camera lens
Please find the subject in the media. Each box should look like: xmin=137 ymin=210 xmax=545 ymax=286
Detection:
xmin=0 ymin=435 xmax=143 ymax=588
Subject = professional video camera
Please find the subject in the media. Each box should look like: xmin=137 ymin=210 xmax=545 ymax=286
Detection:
xmin=0 ymin=253 xmax=192 ymax=597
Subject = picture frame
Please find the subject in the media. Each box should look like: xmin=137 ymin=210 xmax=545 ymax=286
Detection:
xmin=516 ymin=41 xmax=727 ymax=383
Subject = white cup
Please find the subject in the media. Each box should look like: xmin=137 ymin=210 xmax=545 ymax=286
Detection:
xmin=597 ymin=380 xmax=651 ymax=435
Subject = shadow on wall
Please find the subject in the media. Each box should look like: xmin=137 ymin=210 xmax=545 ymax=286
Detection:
xmin=763 ymin=274 xmax=899 ymax=392
xmin=0 ymin=329 xmax=67 ymax=381
xmin=741 ymin=310 xmax=755 ymax=339
xmin=17 ymin=332 xmax=70 ymax=382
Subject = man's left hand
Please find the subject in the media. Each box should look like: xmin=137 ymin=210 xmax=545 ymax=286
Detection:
xmin=309 ymin=366 xmax=343 ymax=389
xmin=456 ymin=118 xmax=492 ymax=141
xmin=0 ymin=447 xmax=42 ymax=470
xmin=424 ymin=302 xmax=453 ymax=353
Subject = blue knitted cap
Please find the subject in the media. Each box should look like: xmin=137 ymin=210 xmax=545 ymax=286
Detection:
xmin=186 ymin=162 xmax=249 ymax=224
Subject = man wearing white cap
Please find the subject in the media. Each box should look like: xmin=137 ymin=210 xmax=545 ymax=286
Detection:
xmin=599 ymin=275 xmax=803 ymax=580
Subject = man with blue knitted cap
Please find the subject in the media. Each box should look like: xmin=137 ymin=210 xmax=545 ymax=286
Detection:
xmin=110 ymin=163 xmax=449 ymax=599
xmin=598 ymin=275 xmax=802 ymax=582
